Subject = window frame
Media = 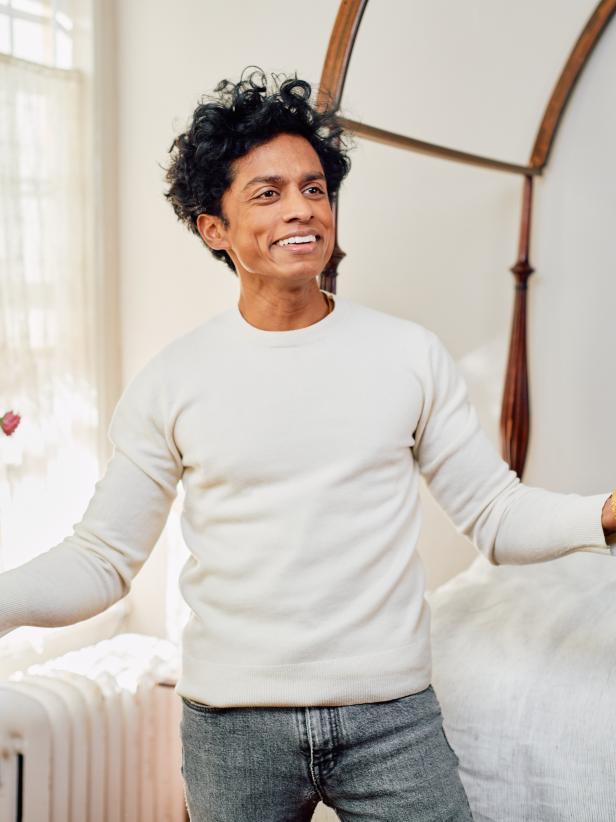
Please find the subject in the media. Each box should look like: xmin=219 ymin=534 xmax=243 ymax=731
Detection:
xmin=0 ymin=0 xmax=76 ymax=69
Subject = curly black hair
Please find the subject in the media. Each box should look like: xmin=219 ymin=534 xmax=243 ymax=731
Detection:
xmin=163 ymin=68 xmax=351 ymax=273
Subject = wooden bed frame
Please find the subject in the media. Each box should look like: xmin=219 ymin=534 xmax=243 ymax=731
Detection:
xmin=317 ymin=0 xmax=616 ymax=478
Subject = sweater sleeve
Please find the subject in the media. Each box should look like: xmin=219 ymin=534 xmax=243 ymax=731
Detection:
xmin=412 ymin=330 xmax=612 ymax=565
xmin=0 ymin=358 xmax=183 ymax=637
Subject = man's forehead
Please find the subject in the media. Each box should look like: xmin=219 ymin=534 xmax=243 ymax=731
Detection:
xmin=230 ymin=134 xmax=325 ymax=187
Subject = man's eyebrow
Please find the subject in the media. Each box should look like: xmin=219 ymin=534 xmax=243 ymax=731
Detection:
xmin=241 ymin=172 xmax=326 ymax=192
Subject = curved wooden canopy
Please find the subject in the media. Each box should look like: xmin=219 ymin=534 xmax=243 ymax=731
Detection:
xmin=531 ymin=0 xmax=616 ymax=169
xmin=318 ymin=0 xmax=616 ymax=477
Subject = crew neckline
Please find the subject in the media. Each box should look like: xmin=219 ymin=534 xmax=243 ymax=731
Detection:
xmin=229 ymin=290 xmax=343 ymax=346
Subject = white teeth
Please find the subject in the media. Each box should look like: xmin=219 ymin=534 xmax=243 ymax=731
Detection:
xmin=277 ymin=234 xmax=317 ymax=246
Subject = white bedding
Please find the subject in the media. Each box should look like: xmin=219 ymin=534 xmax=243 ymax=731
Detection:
xmin=428 ymin=552 xmax=616 ymax=821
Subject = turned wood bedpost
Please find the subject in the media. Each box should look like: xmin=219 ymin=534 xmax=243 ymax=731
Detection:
xmin=317 ymin=0 xmax=369 ymax=294
xmin=500 ymin=176 xmax=534 ymax=476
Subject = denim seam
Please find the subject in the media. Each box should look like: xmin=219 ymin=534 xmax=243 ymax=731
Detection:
xmin=329 ymin=707 xmax=340 ymax=752
xmin=304 ymin=708 xmax=326 ymax=804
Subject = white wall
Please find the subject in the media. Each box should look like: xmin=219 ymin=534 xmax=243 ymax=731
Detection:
xmin=112 ymin=1 xmax=616 ymax=634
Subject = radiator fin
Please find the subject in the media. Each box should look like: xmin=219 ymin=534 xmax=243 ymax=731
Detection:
xmin=0 ymin=633 xmax=186 ymax=822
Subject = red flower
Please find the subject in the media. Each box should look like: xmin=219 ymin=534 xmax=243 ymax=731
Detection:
xmin=1 ymin=411 xmax=21 ymax=436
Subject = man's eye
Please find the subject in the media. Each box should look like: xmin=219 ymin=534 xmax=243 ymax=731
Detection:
xmin=305 ymin=186 xmax=325 ymax=195
xmin=257 ymin=189 xmax=277 ymax=199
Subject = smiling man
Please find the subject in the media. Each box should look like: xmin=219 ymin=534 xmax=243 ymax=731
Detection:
xmin=196 ymin=132 xmax=335 ymax=330
xmin=165 ymin=73 xmax=349 ymax=335
xmin=1 ymin=70 xmax=615 ymax=822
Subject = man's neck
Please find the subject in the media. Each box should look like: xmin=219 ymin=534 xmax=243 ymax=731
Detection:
xmin=237 ymin=284 xmax=331 ymax=331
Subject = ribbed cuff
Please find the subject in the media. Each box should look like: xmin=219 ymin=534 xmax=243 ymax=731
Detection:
xmin=569 ymin=492 xmax=612 ymax=557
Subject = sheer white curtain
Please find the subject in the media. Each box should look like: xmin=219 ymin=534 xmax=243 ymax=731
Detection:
xmin=0 ymin=53 xmax=100 ymax=574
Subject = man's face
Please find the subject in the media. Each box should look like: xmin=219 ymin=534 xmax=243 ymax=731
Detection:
xmin=200 ymin=133 xmax=335 ymax=283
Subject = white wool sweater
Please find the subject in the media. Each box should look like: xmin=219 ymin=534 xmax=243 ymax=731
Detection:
xmin=0 ymin=293 xmax=612 ymax=706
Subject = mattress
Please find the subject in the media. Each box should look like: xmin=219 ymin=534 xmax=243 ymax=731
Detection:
xmin=428 ymin=551 xmax=616 ymax=821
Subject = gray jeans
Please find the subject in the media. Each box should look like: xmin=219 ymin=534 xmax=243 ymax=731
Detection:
xmin=180 ymin=684 xmax=474 ymax=821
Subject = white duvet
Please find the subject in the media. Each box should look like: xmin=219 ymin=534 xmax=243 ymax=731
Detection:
xmin=428 ymin=551 xmax=616 ymax=822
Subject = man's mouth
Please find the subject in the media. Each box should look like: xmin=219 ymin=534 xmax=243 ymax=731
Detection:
xmin=274 ymin=234 xmax=319 ymax=247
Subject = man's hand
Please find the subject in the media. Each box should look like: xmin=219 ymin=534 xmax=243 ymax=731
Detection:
xmin=601 ymin=493 xmax=616 ymax=541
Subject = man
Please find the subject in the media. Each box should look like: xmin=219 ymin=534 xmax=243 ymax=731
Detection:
xmin=1 ymin=70 xmax=615 ymax=821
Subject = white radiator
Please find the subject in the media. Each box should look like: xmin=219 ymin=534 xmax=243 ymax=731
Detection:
xmin=0 ymin=633 xmax=187 ymax=822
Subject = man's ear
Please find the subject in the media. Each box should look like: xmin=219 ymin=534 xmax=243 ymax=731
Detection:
xmin=197 ymin=213 xmax=230 ymax=251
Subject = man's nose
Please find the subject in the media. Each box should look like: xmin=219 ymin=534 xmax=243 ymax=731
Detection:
xmin=282 ymin=187 xmax=312 ymax=222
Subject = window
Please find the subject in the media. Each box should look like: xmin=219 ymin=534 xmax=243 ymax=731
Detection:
xmin=0 ymin=0 xmax=109 ymax=579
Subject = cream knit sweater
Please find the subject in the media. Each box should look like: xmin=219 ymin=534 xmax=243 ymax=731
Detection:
xmin=0 ymin=293 xmax=611 ymax=706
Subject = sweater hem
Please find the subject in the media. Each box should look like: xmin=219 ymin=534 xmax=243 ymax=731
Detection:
xmin=175 ymin=641 xmax=432 ymax=707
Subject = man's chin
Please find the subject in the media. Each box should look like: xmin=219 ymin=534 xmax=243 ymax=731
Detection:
xmin=236 ymin=256 xmax=329 ymax=281
xmin=270 ymin=255 xmax=327 ymax=276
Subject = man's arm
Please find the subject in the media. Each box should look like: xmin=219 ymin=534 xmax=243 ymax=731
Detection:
xmin=0 ymin=358 xmax=183 ymax=637
xmin=412 ymin=330 xmax=612 ymax=565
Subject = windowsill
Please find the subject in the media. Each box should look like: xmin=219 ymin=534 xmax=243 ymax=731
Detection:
xmin=0 ymin=598 xmax=130 ymax=679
